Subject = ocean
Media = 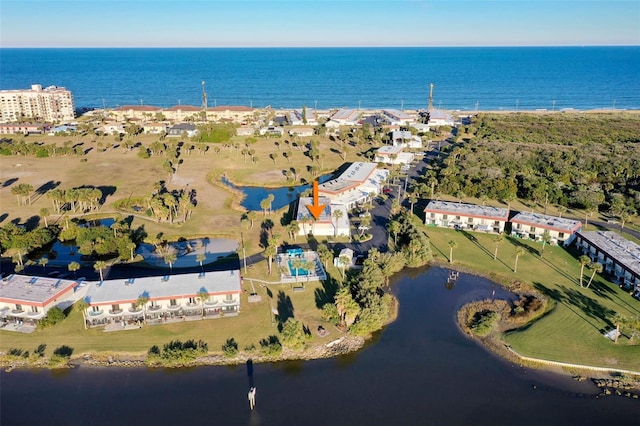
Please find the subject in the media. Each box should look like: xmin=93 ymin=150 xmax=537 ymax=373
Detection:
xmin=1 ymin=46 xmax=639 ymax=112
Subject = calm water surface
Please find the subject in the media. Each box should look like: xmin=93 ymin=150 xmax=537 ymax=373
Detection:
xmin=1 ymin=267 xmax=637 ymax=426
xmin=1 ymin=47 xmax=638 ymax=111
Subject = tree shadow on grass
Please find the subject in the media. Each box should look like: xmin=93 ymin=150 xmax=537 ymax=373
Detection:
xmin=314 ymin=272 xmax=340 ymax=308
xmin=459 ymin=229 xmax=513 ymax=270
xmin=533 ymin=282 xmax=615 ymax=333
xmin=276 ymin=290 xmax=294 ymax=332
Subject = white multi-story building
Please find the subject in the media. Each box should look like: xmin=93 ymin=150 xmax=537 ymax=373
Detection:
xmin=575 ymin=231 xmax=640 ymax=294
xmin=318 ymin=162 xmax=388 ymax=209
xmin=83 ymin=270 xmax=242 ymax=328
xmin=0 ymin=84 xmax=75 ymax=123
xmin=295 ymin=197 xmax=350 ymax=237
xmin=510 ymin=212 xmax=582 ymax=246
xmin=0 ymin=274 xmax=87 ymax=331
xmin=424 ymin=201 xmax=509 ymax=233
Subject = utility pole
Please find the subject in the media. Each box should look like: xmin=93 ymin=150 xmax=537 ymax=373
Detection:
xmin=428 ymin=83 xmax=434 ymax=111
xmin=241 ymin=232 xmax=247 ymax=274
xmin=201 ymin=80 xmax=208 ymax=121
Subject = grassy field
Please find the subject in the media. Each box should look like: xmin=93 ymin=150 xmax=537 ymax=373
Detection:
xmin=0 ymin=131 xmax=371 ymax=254
xmin=422 ymin=222 xmax=640 ymax=371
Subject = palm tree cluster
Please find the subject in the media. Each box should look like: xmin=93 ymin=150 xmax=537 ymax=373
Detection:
xmin=386 ymin=212 xmax=432 ymax=267
xmin=11 ymin=183 xmax=34 ymax=206
xmin=146 ymin=183 xmax=195 ymax=224
xmin=46 ymin=187 xmax=103 ymax=214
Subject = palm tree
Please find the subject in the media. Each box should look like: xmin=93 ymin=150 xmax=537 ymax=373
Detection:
xmin=338 ymin=255 xmax=351 ymax=279
xmin=540 ymin=230 xmax=552 ymax=256
xmin=290 ymin=258 xmax=306 ymax=286
xmin=316 ymin=244 xmax=333 ymax=269
xmin=556 ymin=205 xmax=567 ymax=218
xmin=196 ymin=253 xmax=206 ymax=270
xmin=388 ymin=220 xmax=401 ymax=247
xmin=247 ymin=211 xmax=257 ymax=229
xmin=332 ymin=208 xmax=344 ymax=237
xmin=40 ymin=207 xmax=50 ymax=227
xmin=94 ymin=260 xmax=107 ymax=281
xmin=493 ymin=234 xmax=504 ymax=260
xmin=287 ymin=221 xmax=300 ymax=242
xmin=38 ymin=257 xmax=49 ymax=270
xmin=448 ymin=240 xmax=458 ymax=263
xmin=260 ymin=198 xmax=270 ymax=217
xmin=514 ymin=247 xmax=525 ymax=273
xmin=127 ymin=242 xmax=137 ymax=261
xmin=359 ymin=215 xmax=372 ymax=237
xmin=68 ymin=261 xmax=80 ymax=279
xmin=407 ymin=192 xmax=418 ymax=215
xmin=578 ymin=255 xmax=591 ymax=287
xmin=136 ymin=293 xmax=149 ymax=321
xmin=164 ymin=252 xmax=177 ymax=272
xmin=198 ymin=289 xmax=209 ymax=317
xmin=264 ymin=242 xmax=277 ymax=275
xmin=585 ymin=262 xmax=603 ymax=289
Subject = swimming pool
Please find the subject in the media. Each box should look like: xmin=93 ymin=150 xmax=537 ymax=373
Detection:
xmin=288 ymin=259 xmax=309 ymax=276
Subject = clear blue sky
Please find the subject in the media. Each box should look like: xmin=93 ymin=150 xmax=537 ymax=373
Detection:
xmin=1 ymin=0 xmax=638 ymax=47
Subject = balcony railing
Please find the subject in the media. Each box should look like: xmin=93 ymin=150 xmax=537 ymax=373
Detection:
xmin=89 ymin=310 xmax=104 ymax=317
xmin=108 ymin=309 xmax=123 ymax=315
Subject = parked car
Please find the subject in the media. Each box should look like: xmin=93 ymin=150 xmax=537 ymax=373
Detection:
xmin=382 ymin=188 xmax=392 ymax=194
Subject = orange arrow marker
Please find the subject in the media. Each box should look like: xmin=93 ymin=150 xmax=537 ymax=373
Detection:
xmin=306 ymin=179 xmax=327 ymax=220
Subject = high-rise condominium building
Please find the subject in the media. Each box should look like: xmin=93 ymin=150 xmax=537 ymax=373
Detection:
xmin=0 ymin=84 xmax=75 ymax=123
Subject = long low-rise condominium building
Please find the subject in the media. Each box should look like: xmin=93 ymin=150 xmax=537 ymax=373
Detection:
xmin=0 ymin=84 xmax=75 ymax=123
xmin=423 ymin=201 xmax=509 ymax=233
xmin=510 ymin=212 xmax=582 ymax=246
xmin=0 ymin=274 xmax=87 ymax=330
xmin=318 ymin=162 xmax=388 ymax=209
xmin=83 ymin=270 xmax=242 ymax=328
xmin=575 ymin=231 xmax=640 ymax=294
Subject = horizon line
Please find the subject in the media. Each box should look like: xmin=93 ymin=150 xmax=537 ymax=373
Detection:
xmin=2 ymin=44 xmax=639 ymax=49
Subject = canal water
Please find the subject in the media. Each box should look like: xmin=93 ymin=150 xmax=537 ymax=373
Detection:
xmin=1 ymin=267 xmax=637 ymax=426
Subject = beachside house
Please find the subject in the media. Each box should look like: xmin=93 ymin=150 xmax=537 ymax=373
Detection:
xmin=143 ymin=122 xmax=168 ymax=134
xmin=575 ymin=231 xmax=640 ymax=295
xmin=374 ymin=145 xmax=415 ymax=165
xmin=82 ymin=270 xmax=242 ymax=329
xmin=510 ymin=212 xmax=582 ymax=246
xmin=381 ymin=109 xmax=413 ymax=125
xmin=390 ymin=130 xmax=423 ymax=149
xmin=424 ymin=201 xmax=509 ymax=233
xmin=168 ymin=123 xmax=198 ymax=137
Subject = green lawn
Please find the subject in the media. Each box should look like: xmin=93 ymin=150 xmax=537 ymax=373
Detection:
xmin=422 ymin=223 xmax=640 ymax=371
xmin=0 ymin=275 xmax=337 ymax=358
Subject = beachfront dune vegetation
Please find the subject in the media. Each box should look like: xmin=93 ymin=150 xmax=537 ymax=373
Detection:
xmin=424 ymin=112 xmax=640 ymax=221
